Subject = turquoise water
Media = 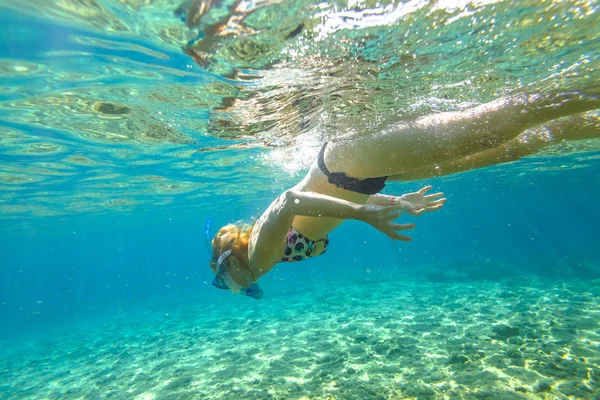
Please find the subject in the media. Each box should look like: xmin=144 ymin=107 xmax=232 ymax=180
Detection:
xmin=1 ymin=0 xmax=600 ymax=398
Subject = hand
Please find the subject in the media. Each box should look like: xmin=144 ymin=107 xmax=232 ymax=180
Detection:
xmin=395 ymin=186 xmax=446 ymax=216
xmin=358 ymin=204 xmax=415 ymax=241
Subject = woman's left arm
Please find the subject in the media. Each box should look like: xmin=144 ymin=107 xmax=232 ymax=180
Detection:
xmin=248 ymin=189 xmax=418 ymax=277
xmin=368 ymin=186 xmax=446 ymax=216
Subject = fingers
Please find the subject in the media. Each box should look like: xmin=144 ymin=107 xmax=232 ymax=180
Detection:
xmin=391 ymin=233 xmax=412 ymax=242
xmin=418 ymin=185 xmax=432 ymax=195
xmin=424 ymin=192 xmax=444 ymax=200
xmin=423 ymin=198 xmax=446 ymax=212
xmin=381 ymin=222 xmax=415 ymax=241
xmin=427 ymin=199 xmax=446 ymax=207
xmin=390 ymin=222 xmax=415 ymax=231
xmin=381 ymin=221 xmax=415 ymax=241
xmin=379 ymin=207 xmax=401 ymax=220
xmin=389 ymin=229 xmax=413 ymax=241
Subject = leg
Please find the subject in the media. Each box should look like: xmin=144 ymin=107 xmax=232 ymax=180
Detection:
xmin=388 ymin=111 xmax=600 ymax=181
xmin=326 ymin=92 xmax=600 ymax=178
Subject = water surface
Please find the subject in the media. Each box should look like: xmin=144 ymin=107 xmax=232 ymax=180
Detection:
xmin=1 ymin=0 xmax=599 ymax=398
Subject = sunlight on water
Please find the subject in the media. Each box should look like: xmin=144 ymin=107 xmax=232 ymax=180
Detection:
xmin=1 ymin=3 xmax=600 ymax=399
xmin=0 ymin=0 xmax=598 ymax=221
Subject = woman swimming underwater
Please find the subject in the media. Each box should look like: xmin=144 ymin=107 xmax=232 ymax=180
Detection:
xmin=207 ymin=91 xmax=600 ymax=299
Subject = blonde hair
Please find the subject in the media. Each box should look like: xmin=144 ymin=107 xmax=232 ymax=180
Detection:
xmin=210 ymin=223 xmax=253 ymax=271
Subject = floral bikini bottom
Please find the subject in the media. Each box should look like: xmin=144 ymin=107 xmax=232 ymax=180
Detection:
xmin=280 ymin=227 xmax=329 ymax=262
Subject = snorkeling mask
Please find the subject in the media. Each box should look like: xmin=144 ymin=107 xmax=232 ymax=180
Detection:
xmin=205 ymin=218 xmax=263 ymax=300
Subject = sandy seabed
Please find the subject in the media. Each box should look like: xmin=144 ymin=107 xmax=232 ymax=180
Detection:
xmin=1 ymin=271 xmax=599 ymax=400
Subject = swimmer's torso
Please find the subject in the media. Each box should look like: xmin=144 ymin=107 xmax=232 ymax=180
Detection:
xmin=290 ymin=161 xmax=370 ymax=240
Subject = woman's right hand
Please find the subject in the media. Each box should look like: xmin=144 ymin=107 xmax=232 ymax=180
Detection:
xmin=358 ymin=205 xmax=415 ymax=241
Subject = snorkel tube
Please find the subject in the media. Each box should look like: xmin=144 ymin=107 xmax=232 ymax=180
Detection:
xmin=204 ymin=218 xmax=263 ymax=299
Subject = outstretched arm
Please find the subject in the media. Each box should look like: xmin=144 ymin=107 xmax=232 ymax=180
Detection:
xmin=287 ymin=190 xmax=415 ymax=240
xmin=248 ymin=190 xmax=415 ymax=277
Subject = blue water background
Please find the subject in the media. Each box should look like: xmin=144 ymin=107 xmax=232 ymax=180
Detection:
xmin=1 ymin=4 xmax=599 ymax=348
xmin=2 ymin=162 xmax=599 ymax=342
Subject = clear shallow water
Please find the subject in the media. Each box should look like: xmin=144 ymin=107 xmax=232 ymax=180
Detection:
xmin=1 ymin=0 xmax=599 ymax=221
xmin=2 ymin=278 xmax=600 ymax=399
xmin=1 ymin=0 xmax=600 ymax=399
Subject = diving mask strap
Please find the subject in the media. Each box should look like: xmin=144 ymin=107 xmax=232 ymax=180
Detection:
xmin=213 ymin=249 xmax=245 ymax=294
xmin=216 ymin=249 xmax=232 ymax=271
xmin=212 ymin=249 xmax=232 ymax=290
